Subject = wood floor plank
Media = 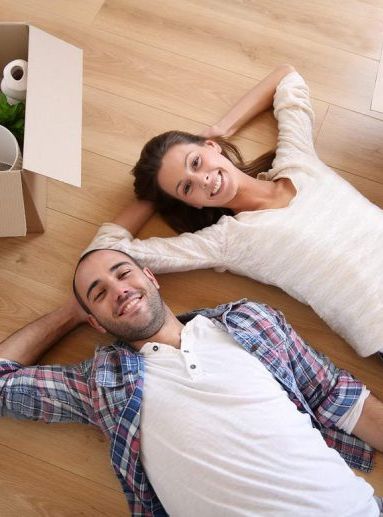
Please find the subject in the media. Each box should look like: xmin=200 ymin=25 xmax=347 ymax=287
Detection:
xmin=183 ymin=0 xmax=383 ymax=60
xmin=81 ymin=84 xmax=245 ymax=164
xmin=372 ymin=47 xmax=383 ymax=113
xmin=94 ymin=0 xmax=382 ymax=119
xmin=0 ymin=445 xmax=125 ymax=515
xmin=0 ymin=210 xmax=97 ymax=295
xmin=0 ymin=2 xmax=329 ymax=148
xmin=0 ymin=419 xmax=120 ymax=491
xmin=1 ymin=0 xmax=105 ymax=25
xmin=78 ymin=27 xmax=328 ymax=144
xmin=81 ymin=85 xmax=324 ymax=169
xmin=48 ymin=150 xmax=134 ymax=226
xmin=316 ymin=105 xmax=383 ymax=183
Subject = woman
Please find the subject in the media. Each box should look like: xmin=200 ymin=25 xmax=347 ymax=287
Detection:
xmin=86 ymin=65 xmax=383 ymax=358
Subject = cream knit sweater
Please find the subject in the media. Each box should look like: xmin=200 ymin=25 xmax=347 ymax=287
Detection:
xmin=86 ymin=72 xmax=383 ymax=357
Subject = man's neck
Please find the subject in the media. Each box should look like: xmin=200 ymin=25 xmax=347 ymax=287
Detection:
xmin=132 ymin=306 xmax=184 ymax=351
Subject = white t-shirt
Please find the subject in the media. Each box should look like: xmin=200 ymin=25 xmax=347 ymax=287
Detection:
xmin=85 ymin=72 xmax=383 ymax=357
xmin=139 ymin=315 xmax=378 ymax=516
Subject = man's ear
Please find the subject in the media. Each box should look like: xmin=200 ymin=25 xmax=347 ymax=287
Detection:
xmin=88 ymin=314 xmax=107 ymax=334
xmin=143 ymin=267 xmax=160 ymax=289
xmin=205 ymin=139 xmax=222 ymax=153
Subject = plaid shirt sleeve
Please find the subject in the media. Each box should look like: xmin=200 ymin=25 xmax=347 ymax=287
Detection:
xmin=270 ymin=307 xmax=364 ymax=428
xmin=0 ymin=359 xmax=96 ymax=425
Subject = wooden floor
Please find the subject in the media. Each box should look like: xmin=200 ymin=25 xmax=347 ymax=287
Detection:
xmin=0 ymin=1 xmax=382 ymax=514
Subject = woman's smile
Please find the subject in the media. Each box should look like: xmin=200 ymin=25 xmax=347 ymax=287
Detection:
xmin=210 ymin=171 xmax=223 ymax=196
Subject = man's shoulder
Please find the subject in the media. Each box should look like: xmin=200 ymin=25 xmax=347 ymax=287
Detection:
xmin=177 ymin=299 xmax=279 ymax=324
xmin=92 ymin=341 xmax=142 ymax=387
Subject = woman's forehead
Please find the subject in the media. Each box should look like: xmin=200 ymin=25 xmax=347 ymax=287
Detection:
xmin=158 ymin=143 xmax=192 ymax=186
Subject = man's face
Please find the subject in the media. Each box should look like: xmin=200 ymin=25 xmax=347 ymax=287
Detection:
xmin=75 ymin=250 xmax=165 ymax=342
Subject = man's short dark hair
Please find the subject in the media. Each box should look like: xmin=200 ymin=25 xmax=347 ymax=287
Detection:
xmin=72 ymin=248 xmax=142 ymax=314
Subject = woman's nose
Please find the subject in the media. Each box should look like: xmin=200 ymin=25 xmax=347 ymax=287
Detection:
xmin=200 ymin=173 xmax=209 ymax=188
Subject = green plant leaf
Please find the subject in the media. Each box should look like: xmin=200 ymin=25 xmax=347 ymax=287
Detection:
xmin=0 ymin=92 xmax=25 ymax=147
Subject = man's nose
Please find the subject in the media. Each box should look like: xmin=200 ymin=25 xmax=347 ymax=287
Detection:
xmin=110 ymin=282 xmax=128 ymax=301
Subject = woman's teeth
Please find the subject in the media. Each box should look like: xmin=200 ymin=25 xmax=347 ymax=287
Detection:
xmin=212 ymin=172 xmax=222 ymax=195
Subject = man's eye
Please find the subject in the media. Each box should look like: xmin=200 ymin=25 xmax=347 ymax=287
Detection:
xmin=183 ymin=182 xmax=191 ymax=195
xmin=119 ymin=270 xmax=131 ymax=279
xmin=94 ymin=290 xmax=105 ymax=301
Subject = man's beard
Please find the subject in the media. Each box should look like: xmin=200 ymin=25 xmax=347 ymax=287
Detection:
xmin=95 ymin=284 xmax=166 ymax=343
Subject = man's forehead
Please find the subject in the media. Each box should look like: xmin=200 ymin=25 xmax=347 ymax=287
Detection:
xmin=84 ymin=248 xmax=134 ymax=264
xmin=76 ymin=249 xmax=137 ymax=284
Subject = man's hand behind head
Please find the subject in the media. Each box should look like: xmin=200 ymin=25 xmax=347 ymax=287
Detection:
xmin=63 ymin=294 xmax=90 ymax=326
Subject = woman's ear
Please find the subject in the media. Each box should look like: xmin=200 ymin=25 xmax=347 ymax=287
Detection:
xmin=88 ymin=314 xmax=107 ymax=334
xmin=205 ymin=140 xmax=222 ymax=154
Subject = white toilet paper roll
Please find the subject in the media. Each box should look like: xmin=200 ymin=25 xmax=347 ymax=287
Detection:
xmin=1 ymin=59 xmax=28 ymax=104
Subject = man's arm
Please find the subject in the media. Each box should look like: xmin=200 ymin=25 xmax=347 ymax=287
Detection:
xmin=0 ymin=297 xmax=95 ymax=424
xmin=353 ymin=394 xmax=383 ymax=451
xmin=265 ymin=305 xmax=382 ymax=451
xmin=200 ymin=63 xmax=295 ymax=138
xmin=0 ymin=296 xmax=87 ymax=365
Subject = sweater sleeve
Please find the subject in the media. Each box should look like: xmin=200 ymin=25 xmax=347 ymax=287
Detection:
xmin=272 ymin=71 xmax=316 ymax=164
xmin=83 ymin=220 xmax=228 ymax=274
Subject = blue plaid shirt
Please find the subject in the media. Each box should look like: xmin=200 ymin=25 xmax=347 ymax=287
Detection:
xmin=0 ymin=300 xmax=375 ymax=516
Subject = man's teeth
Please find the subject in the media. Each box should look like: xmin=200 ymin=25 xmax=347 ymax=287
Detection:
xmin=212 ymin=173 xmax=222 ymax=195
xmin=120 ymin=296 xmax=141 ymax=315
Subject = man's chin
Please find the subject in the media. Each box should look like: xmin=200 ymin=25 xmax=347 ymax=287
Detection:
xmin=104 ymin=314 xmax=165 ymax=344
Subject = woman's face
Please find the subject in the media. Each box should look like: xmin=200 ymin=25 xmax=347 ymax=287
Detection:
xmin=157 ymin=140 xmax=241 ymax=208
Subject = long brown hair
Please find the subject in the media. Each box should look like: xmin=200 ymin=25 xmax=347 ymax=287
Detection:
xmin=132 ymin=130 xmax=275 ymax=233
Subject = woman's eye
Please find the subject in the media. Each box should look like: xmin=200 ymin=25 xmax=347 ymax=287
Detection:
xmin=192 ymin=156 xmax=200 ymax=169
xmin=183 ymin=182 xmax=191 ymax=195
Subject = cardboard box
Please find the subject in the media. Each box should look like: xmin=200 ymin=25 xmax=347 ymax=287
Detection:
xmin=0 ymin=23 xmax=82 ymax=237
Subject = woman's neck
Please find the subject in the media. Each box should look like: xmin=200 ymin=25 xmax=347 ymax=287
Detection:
xmin=226 ymin=174 xmax=296 ymax=214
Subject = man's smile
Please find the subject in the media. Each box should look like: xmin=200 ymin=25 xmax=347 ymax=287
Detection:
xmin=117 ymin=294 xmax=144 ymax=317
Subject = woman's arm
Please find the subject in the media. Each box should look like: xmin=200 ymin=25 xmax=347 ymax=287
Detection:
xmin=201 ymin=64 xmax=295 ymax=138
xmin=83 ymin=218 xmax=227 ymax=274
xmin=112 ymin=199 xmax=155 ymax=235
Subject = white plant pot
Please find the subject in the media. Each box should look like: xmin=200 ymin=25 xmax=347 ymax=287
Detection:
xmin=0 ymin=125 xmax=22 ymax=171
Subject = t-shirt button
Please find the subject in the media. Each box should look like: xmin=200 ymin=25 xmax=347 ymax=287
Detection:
xmin=152 ymin=345 xmax=159 ymax=352
xmin=190 ymin=364 xmax=197 ymax=369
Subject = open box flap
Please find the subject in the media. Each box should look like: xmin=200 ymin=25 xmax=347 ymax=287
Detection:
xmin=0 ymin=171 xmax=26 ymax=237
xmin=22 ymin=171 xmax=46 ymax=233
xmin=23 ymin=25 xmax=82 ymax=187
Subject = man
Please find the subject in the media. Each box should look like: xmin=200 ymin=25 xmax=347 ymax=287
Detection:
xmin=0 ymin=248 xmax=382 ymax=516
